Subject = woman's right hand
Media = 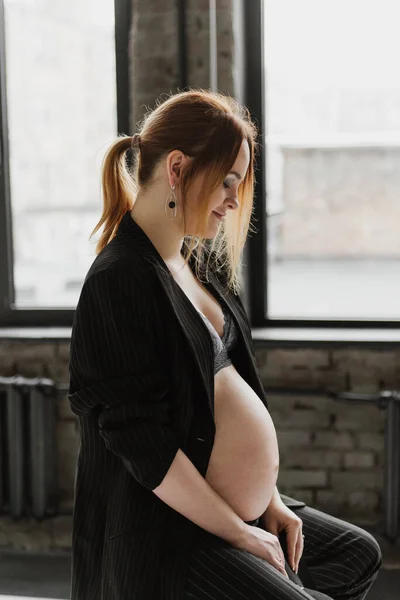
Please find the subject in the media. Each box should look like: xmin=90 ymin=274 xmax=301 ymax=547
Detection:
xmin=232 ymin=523 xmax=289 ymax=579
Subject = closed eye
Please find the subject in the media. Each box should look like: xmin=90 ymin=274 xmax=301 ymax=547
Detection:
xmin=223 ymin=181 xmax=230 ymax=189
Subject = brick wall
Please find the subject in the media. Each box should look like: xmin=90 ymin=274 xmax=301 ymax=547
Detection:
xmin=255 ymin=346 xmax=400 ymax=521
xmin=0 ymin=340 xmax=395 ymax=549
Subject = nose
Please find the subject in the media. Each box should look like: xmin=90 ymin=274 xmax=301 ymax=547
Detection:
xmin=225 ymin=195 xmax=239 ymax=211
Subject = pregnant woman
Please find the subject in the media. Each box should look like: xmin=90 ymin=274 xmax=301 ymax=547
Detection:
xmin=68 ymin=90 xmax=382 ymax=600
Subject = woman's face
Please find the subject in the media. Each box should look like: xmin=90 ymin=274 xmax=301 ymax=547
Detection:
xmin=184 ymin=138 xmax=250 ymax=237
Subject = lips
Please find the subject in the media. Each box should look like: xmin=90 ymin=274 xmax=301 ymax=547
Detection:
xmin=213 ymin=211 xmax=226 ymax=219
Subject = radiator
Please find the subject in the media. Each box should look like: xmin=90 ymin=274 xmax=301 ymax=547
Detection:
xmin=0 ymin=375 xmax=65 ymax=520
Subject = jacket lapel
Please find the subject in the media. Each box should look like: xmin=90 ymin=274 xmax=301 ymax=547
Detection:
xmin=115 ymin=211 xmax=266 ymax=419
xmin=204 ymin=268 xmax=268 ymax=407
xmin=154 ymin=262 xmax=216 ymax=419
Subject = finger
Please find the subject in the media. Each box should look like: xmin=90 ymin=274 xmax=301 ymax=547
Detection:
xmin=292 ymin=530 xmax=302 ymax=573
xmin=277 ymin=540 xmax=286 ymax=566
xmin=271 ymin=534 xmax=285 ymax=566
xmin=285 ymin=530 xmax=298 ymax=572
xmin=274 ymin=557 xmax=289 ymax=578
xmin=295 ymin=533 xmax=305 ymax=573
xmin=276 ymin=548 xmax=288 ymax=577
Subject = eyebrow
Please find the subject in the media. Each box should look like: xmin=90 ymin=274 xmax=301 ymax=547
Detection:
xmin=228 ymin=171 xmax=243 ymax=180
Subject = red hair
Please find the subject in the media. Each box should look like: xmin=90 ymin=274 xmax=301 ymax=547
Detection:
xmin=90 ymin=89 xmax=259 ymax=294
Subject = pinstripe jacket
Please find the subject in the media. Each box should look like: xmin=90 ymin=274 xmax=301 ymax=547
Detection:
xmin=68 ymin=210 xmax=306 ymax=600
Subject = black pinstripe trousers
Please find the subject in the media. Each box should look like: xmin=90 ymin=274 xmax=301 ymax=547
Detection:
xmin=183 ymin=504 xmax=383 ymax=600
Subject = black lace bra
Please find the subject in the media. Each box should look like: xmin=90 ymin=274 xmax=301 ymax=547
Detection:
xmin=196 ymin=302 xmax=239 ymax=374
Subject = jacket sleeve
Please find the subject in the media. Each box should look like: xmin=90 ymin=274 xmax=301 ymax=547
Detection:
xmin=68 ymin=265 xmax=180 ymax=491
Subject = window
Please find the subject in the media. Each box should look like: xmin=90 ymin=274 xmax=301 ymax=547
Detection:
xmin=0 ymin=0 xmax=129 ymax=327
xmin=247 ymin=0 xmax=400 ymax=327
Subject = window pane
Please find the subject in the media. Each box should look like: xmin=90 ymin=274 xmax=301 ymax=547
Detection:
xmin=264 ymin=0 xmax=400 ymax=320
xmin=5 ymin=0 xmax=117 ymax=307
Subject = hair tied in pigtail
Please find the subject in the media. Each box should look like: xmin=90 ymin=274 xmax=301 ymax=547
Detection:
xmin=131 ymin=133 xmax=141 ymax=150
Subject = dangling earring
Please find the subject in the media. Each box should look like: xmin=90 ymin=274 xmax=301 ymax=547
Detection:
xmin=165 ymin=184 xmax=177 ymax=219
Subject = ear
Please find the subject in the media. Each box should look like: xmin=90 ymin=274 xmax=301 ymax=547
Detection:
xmin=166 ymin=150 xmax=191 ymax=186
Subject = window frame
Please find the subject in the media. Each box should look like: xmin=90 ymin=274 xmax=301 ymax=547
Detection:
xmin=2 ymin=0 xmax=399 ymax=331
xmin=244 ymin=0 xmax=400 ymax=330
xmin=0 ymin=0 xmax=131 ymax=328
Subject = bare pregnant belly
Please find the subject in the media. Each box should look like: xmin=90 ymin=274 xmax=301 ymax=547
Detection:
xmin=204 ymin=365 xmax=280 ymax=522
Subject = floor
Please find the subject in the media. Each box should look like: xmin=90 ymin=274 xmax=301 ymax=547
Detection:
xmin=0 ymin=550 xmax=71 ymax=599
xmin=0 ymin=528 xmax=398 ymax=600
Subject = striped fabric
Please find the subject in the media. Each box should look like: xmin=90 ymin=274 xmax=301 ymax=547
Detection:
xmin=183 ymin=504 xmax=382 ymax=599
xmin=68 ymin=211 xmax=379 ymax=599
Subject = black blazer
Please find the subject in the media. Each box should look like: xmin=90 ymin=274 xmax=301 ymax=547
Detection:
xmin=68 ymin=210 xmax=306 ymax=600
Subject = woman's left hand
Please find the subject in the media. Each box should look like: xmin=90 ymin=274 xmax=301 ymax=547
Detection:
xmin=259 ymin=498 xmax=304 ymax=574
